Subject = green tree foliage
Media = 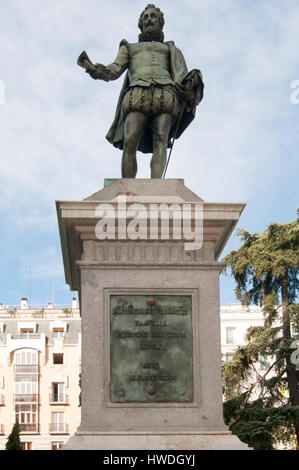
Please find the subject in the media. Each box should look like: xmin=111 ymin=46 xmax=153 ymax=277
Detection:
xmin=62 ymin=308 xmax=72 ymax=317
xmin=223 ymin=219 xmax=299 ymax=449
xmin=5 ymin=422 xmax=21 ymax=450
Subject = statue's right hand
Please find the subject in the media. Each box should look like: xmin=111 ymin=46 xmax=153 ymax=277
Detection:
xmin=86 ymin=63 xmax=106 ymax=80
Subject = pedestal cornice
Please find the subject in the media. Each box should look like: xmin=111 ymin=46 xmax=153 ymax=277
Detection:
xmin=56 ymin=179 xmax=245 ymax=291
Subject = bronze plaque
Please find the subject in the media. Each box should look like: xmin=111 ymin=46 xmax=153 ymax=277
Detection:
xmin=110 ymin=294 xmax=193 ymax=403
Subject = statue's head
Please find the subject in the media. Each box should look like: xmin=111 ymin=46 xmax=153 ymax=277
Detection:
xmin=138 ymin=4 xmax=165 ymax=33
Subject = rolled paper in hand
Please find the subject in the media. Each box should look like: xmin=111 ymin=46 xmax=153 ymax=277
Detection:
xmin=77 ymin=51 xmax=97 ymax=72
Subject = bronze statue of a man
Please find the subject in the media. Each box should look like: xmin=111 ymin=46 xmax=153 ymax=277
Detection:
xmin=83 ymin=4 xmax=204 ymax=178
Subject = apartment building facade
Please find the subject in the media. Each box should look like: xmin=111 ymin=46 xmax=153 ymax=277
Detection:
xmin=0 ymin=298 xmax=81 ymax=450
xmin=0 ymin=299 xmax=278 ymax=450
xmin=220 ymin=303 xmax=273 ymax=367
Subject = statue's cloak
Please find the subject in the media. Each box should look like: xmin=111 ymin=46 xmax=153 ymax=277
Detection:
xmin=106 ymin=40 xmax=204 ymax=154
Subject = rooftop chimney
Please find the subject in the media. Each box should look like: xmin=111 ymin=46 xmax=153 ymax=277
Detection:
xmin=21 ymin=298 xmax=28 ymax=309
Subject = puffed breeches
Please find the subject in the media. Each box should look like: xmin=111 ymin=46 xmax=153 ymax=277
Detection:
xmin=121 ymin=85 xmax=181 ymax=121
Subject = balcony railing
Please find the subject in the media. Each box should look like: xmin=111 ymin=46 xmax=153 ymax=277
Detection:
xmin=14 ymin=394 xmax=39 ymax=403
xmin=49 ymin=423 xmax=69 ymax=434
xmin=49 ymin=393 xmax=69 ymax=404
xmin=11 ymin=334 xmax=41 ymax=339
xmin=13 ymin=364 xmax=39 ymax=373
xmin=19 ymin=423 xmax=39 ymax=433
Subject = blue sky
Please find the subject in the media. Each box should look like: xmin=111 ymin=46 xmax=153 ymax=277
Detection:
xmin=0 ymin=0 xmax=298 ymax=307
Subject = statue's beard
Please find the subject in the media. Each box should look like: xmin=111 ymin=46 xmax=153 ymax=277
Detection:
xmin=138 ymin=30 xmax=164 ymax=42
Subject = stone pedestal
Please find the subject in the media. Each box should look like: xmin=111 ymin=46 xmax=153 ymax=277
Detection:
xmin=56 ymin=179 xmax=249 ymax=450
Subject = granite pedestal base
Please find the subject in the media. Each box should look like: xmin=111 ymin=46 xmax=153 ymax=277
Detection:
xmin=63 ymin=430 xmax=249 ymax=450
xmin=56 ymin=179 xmax=249 ymax=450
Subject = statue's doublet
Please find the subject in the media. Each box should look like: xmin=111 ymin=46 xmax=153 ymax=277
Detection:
xmin=105 ymin=41 xmax=179 ymax=88
xmin=127 ymin=42 xmax=174 ymax=87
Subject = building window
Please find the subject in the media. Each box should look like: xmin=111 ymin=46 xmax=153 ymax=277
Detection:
xmin=53 ymin=353 xmax=64 ymax=365
xmin=226 ymin=353 xmax=234 ymax=362
xmin=21 ymin=442 xmax=32 ymax=450
xmin=52 ymin=442 xmax=63 ymax=450
xmin=15 ymin=349 xmax=38 ymax=367
xmin=14 ymin=376 xmax=38 ymax=401
xmin=53 ymin=328 xmax=64 ymax=339
xmin=51 ymin=412 xmax=65 ymax=433
xmin=20 ymin=329 xmax=34 ymax=338
xmin=51 ymin=383 xmax=65 ymax=402
xmin=226 ymin=327 xmax=235 ymax=344
xmin=16 ymin=404 xmax=38 ymax=432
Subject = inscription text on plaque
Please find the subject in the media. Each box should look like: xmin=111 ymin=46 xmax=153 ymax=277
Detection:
xmin=110 ymin=295 xmax=193 ymax=403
